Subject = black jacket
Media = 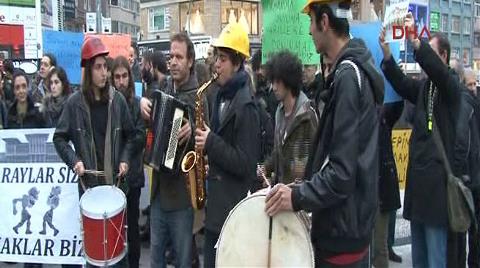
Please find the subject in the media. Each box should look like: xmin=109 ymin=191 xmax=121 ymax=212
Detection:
xmin=453 ymin=89 xmax=480 ymax=189
xmin=125 ymin=96 xmax=146 ymax=188
xmin=379 ymin=102 xmax=403 ymax=212
xmin=381 ymin=41 xmax=461 ymax=227
xmin=7 ymin=96 xmax=45 ymax=129
xmin=150 ymin=74 xmax=209 ymax=211
xmin=291 ymin=38 xmax=384 ymax=255
xmin=0 ymin=100 xmax=7 ymax=129
xmin=53 ymin=88 xmax=136 ymax=192
xmin=204 ymin=72 xmax=261 ymax=233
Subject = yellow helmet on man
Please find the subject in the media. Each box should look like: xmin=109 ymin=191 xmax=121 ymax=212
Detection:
xmin=213 ymin=22 xmax=250 ymax=58
xmin=302 ymin=0 xmax=352 ymax=19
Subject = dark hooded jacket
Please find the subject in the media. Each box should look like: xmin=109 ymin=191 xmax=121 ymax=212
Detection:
xmin=291 ymin=38 xmax=384 ymax=255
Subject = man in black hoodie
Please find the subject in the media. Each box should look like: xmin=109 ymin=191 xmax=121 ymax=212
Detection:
xmin=265 ymin=1 xmax=384 ymax=266
xmin=379 ymin=14 xmax=462 ymax=268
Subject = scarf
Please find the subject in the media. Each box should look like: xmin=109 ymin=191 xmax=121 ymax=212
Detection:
xmin=211 ymin=67 xmax=248 ymax=132
xmin=43 ymin=95 xmax=67 ymax=121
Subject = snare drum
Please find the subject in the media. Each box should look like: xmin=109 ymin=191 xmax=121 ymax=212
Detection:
xmin=79 ymin=185 xmax=127 ymax=266
xmin=216 ymin=192 xmax=314 ymax=267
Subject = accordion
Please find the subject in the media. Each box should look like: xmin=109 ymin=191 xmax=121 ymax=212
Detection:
xmin=145 ymin=90 xmax=190 ymax=172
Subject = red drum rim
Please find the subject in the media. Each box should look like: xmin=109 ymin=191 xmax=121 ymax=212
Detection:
xmin=84 ymin=247 xmax=127 ymax=266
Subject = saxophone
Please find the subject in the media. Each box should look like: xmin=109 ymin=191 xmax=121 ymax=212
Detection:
xmin=181 ymin=73 xmax=218 ymax=210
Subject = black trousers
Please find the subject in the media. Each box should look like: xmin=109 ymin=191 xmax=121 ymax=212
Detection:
xmin=127 ymin=187 xmax=141 ymax=268
xmin=204 ymin=229 xmax=220 ymax=268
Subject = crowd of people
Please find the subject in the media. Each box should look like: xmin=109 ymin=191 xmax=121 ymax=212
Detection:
xmin=0 ymin=0 xmax=480 ymax=267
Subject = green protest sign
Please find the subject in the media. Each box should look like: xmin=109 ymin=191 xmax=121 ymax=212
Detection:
xmin=262 ymin=0 xmax=320 ymax=65
xmin=0 ymin=0 xmax=35 ymax=7
xmin=430 ymin=12 xmax=440 ymax=32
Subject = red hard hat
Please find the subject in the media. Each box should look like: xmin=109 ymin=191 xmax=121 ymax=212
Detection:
xmin=81 ymin=36 xmax=109 ymax=67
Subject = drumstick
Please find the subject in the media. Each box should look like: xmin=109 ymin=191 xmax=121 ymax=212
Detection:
xmin=257 ymin=164 xmax=271 ymax=188
xmin=84 ymin=170 xmax=106 ymax=176
xmin=268 ymin=215 xmax=273 ymax=268
xmin=267 ymin=172 xmax=276 ymax=268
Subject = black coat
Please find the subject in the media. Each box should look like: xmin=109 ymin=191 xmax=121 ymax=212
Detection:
xmin=125 ymin=96 xmax=146 ymax=188
xmin=378 ymin=102 xmax=403 ymax=212
xmin=53 ymin=88 xmax=136 ymax=192
xmin=204 ymin=81 xmax=261 ymax=233
xmin=381 ymin=41 xmax=462 ymax=227
xmin=7 ymin=96 xmax=44 ymax=129
xmin=291 ymin=38 xmax=384 ymax=255
xmin=453 ymin=89 xmax=480 ymax=189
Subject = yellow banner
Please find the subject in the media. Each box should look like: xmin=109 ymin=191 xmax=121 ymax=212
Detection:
xmin=391 ymin=129 xmax=411 ymax=189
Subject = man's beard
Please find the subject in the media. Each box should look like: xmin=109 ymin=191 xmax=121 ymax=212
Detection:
xmin=118 ymin=86 xmax=129 ymax=96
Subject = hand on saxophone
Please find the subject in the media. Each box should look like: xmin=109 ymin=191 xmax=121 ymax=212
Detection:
xmin=195 ymin=122 xmax=211 ymax=151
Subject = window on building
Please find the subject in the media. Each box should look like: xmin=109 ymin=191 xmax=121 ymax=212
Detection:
xmin=220 ymin=0 xmax=259 ymax=35
xmin=465 ymin=0 xmax=472 ymax=3
xmin=452 ymin=47 xmax=460 ymax=59
xmin=475 ymin=3 xmax=480 ymax=17
xmin=111 ymin=0 xmax=118 ymax=6
xmin=149 ymin=7 xmax=169 ymax=32
xmin=442 ymin=14 xmax=449 ymax=32
xmin=452 ymin=16 xmax=461 ymax=33
xmin=475 ymin=34 xmax=480 ymax=47
xmin=112 ymin=20 xmax=119 ymax=33
xmin=463 ymin=48 xmax=470 ymax=65
xmin=179 ymin=1 xmax=205 ymax=34
xmin=464 ymin=18 xmax=471 ymax=34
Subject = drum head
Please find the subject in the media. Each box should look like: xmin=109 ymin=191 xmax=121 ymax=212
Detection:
xmin=80 ymin=185 xmax=126 ymax=219
xmin=216 ymin=193 xmax=314 ymax=267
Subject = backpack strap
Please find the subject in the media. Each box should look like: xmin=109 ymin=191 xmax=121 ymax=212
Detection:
xmin=339 ymin=59 xmax=362 ymax=91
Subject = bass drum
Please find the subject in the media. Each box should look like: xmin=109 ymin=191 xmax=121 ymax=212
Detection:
xmin=216 ymin=192 xmax=314 ymax=267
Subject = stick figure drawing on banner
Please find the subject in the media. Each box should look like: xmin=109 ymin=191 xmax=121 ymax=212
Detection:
xmin=40 ymin=186 xmax=61 ymax=236
xmin=12 ymin=187 xmax=40 ymax=235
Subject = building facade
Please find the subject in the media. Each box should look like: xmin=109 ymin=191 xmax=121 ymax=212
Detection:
xmin=63 ymin=0 xmax=140 ymax=38
xmin=429 ymin=0 xmax=474 ymax=67
xmin=139 ymin=0 xmax=261 ymax=58
xmin=473 ymin=0 xmax=480 ymax=71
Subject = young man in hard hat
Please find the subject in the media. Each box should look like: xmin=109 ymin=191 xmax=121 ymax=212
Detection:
xmin=265 ymin=1 xmax=384 ymax=267
xmin=194 ymin=22 xmax=261 ymax=267
xmin=53 ymin=37 xmax=135 ymax=267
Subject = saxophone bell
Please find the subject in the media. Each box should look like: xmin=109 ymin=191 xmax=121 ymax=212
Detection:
xmin=181 ymin=151 xmax=197 ymax=173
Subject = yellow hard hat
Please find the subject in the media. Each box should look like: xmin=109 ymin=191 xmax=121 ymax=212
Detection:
xmin=302 ymin=0 xmax=351 ymax=17
xmin=302 ymin=0 xmax=328 ymax=13
xmin=213 ymin=22 xmax=250 ymax=58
